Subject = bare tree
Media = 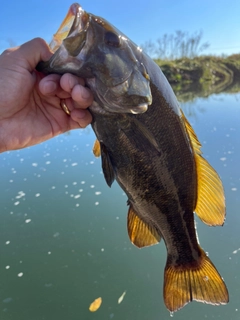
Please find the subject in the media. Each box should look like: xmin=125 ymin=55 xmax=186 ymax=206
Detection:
xmin=142 ymin=30 xmax=209 ymax=60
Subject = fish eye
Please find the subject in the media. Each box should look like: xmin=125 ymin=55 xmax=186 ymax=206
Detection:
xmin=104 ymin=31 xmax=121 ymax=47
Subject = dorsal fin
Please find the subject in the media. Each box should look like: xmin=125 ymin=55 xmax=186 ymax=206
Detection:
xmin=181 ymin=112 xmax=225 ymax=226
xmin=127 ymin=204 xmax=161 ymax=248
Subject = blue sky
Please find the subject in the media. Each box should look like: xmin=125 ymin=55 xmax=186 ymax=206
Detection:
xmin=0 ymin=0 xmax=240 ymax=56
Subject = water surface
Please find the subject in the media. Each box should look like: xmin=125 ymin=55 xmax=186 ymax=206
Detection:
xmin=0 ymin=92 xmax=240 ymax=320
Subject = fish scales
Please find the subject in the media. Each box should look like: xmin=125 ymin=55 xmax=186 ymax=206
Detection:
xmin=36 ymin=3 xmax=229 ymax=312
xmin=91 ymin=84 xmax=199 ymax=262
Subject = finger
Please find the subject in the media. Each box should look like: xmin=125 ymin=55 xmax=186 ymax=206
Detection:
xmin=70 ymin=109 xmax=93 ymax=128
xmin=39 ymin=74 xmax=61 ymax=95
xmin=39 ymin=74 xmax=73 ymax=100
xmin=71 ymin=85 xmax=94 ymax=109
xmin=16 ymin=38 xmax=52 ymax=71
xmin=60 ymin=73 xmax=85 ymax=92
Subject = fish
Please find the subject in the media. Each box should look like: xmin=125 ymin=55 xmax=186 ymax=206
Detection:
xmin=37 ymin=3 xmax=229 ymax=312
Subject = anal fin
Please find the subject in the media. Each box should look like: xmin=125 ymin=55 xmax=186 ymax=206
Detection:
xmin=164 ymin=247 xmax=229 ymax=312
xmin=127 ymin=204 xmax=161 ymax=248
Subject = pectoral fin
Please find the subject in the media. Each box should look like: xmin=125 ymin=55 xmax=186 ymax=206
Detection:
xmin=127 ymin=204 xmax=161 ymax=248
xmin=100 ymin=142 xmax=115 ymax=187
xmin=182 ymin=112 xmax=225 ymax=226
xmin=130 ymin=117 xmax=160 ymax=153
xmin=92 ymin=139 xmax=115 ymax=186
xmin=93 ymin=139 xmax=101 ymax=157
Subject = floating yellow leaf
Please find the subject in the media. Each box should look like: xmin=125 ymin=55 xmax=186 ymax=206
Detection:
xmin=89 ymin=297 xmax=102 ymax=312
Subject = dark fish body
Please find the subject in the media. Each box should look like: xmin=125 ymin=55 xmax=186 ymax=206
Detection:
xmin=37 ymin=4 xmax=228 ymax=312
xmin=91 ymin=76 xmax=198 ymax=260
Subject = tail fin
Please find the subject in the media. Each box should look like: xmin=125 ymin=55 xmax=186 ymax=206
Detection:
xmin=164 ymin=248 xmax=229 ymax=312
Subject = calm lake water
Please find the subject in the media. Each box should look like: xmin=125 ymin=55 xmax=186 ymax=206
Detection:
xmin=0 ymin=91 xmax=240 ymax=320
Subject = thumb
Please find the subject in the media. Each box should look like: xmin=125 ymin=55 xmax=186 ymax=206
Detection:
xmin=17 ymin=38 xmax=53 ymax=71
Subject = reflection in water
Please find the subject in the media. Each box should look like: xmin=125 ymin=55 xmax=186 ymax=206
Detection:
xmin=173 ymin=80 xmax=240 ymax=103
xmin=0 ymin=91 xmax=240 ymax=320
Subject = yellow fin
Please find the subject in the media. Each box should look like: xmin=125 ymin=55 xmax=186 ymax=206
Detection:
xmin=164 ymin=248 xmax=229 ymax=312
xmin=127 ymin=204 xmax=161 ymax=248
xmin=182 ymin=112 xmax=225 ymax=226
xmin=194 ymin=155 xmax=225 ymax=226
xmin=92 ymin=139 xmax=101 ymax=157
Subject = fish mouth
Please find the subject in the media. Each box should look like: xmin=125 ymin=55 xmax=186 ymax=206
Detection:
xmin=36 ymin=3 xmax=90 ymax=74
xmin=49 ymin=3 xmax=89 ymax=53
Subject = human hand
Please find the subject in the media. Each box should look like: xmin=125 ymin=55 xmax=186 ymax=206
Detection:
xmin=0 ymin=38 xmax=93 ymax=153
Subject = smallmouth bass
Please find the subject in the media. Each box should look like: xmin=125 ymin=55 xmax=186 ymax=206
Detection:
xmin=37 ymin=3 xmax=229 ymax=312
